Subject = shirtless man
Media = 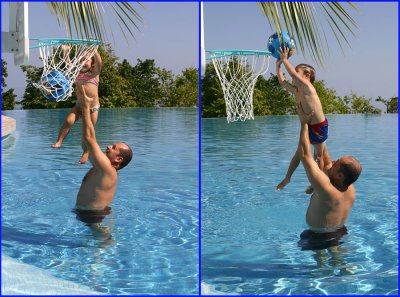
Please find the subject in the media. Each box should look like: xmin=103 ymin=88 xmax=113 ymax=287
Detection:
xmin=295 ymin=103 xmax=362 ymax=250
xmin=75 ymin=85 xmax=133 ymax=211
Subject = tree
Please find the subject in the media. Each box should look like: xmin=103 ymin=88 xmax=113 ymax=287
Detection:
xmin=98 ymin=45 xmax=135 ymax=108
xmin=201 ymin=63 xmax=226 ymax=118
xmin=2 ymin=60 xmax=17 ymax=110
xmin=255 ymin=74 xmax=295 ymax=115
xmin=129 ymin=59 xmax=165 ymax=107
xmin=168 ymin=67 xmax=198 ymax=107
xmin=155 ymin=68 xmax=175 ymax=107
xmin=376 ymin=96 xmax=398 ymax=113
xmin=345 ymin=93 xmax=381 ymax=114
xmin=314 ymin=80 xmax=350 ymax=114
xmin=257 ymin=2 xmax=359 ymax=66
xmin=2 ymin=89 xmax=17 ymax=110
xmin=387 ymin=97 xmax=398 ymax=113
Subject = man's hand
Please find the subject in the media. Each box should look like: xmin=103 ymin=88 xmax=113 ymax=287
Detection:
xmin=296 ymin=102 xmax=314 ymax=124
xmin=279 ymin=45 xmax=290 ymax=62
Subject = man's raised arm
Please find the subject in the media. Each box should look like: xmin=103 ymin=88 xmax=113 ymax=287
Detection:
xmin=78 ymin=85 xmax=112 ymax=172
xmin=79 ymin=86 xmax=96 ymax=149
xmin=296 ymin=104 xmax=333 ymax=196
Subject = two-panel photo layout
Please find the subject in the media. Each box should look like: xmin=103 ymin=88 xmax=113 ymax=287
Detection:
xmin=1 ymin=2 xmax=398 ymax=296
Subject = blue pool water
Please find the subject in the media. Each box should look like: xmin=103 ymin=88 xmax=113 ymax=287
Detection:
xmin=201 ymin=114 xmax=398 ymax=295
xmin=2 ymin=108 xmax=198 ymax=295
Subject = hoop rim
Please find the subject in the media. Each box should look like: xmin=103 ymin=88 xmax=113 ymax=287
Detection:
xmin=30 ymin=38 xmax=101 ymax=49
xmin=206 ymin=49 xmax=272 ymax=60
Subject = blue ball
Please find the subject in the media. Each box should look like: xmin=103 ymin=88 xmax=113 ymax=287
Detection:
xmin=40 ymin=70 xmax=70 ymax=101
xmin=267 ymin=31 xmax=296 ymax=59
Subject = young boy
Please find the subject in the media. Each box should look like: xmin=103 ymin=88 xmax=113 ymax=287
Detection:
xmin=276 ymin=46 xmax=329 ymax=193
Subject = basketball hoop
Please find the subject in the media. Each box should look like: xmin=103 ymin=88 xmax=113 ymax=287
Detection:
xmin=207 ymin=50 xmax=271 ymax=122
xmin=30 ymin=38 xmax=101 ymax=101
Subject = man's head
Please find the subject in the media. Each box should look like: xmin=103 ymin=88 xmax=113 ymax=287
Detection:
xmin=295 ymin=64 xmax=316 ymax=83
xmin=105 ymin=142 xmax=133 ymax=170
xmin=328 ymin=156 xmax=362 ymax=190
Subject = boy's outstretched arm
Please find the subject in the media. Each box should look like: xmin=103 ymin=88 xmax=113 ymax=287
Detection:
xmin=280 ymin=46 xmax=309 ymax=86
xmin=92 ymin=50 xmax=102 ymax=76
xmin=276 ymin=59 xmax=296 ymax=94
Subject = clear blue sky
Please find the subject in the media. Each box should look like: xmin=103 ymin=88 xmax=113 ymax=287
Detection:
xmin=1 ymin=2 xmax=198 ymax=99
xmin=204 ymin=2 xmax=398 ymax=107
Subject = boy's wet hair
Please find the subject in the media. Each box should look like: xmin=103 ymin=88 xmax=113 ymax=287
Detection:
xmin=296 ymin=64 xmax=316 ymax=83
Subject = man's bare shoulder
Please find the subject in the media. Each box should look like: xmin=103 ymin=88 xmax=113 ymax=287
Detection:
xmin=89 ymin=166 xmax=118 ymax=192
xmin=316 ymin=182 xmax=356 ymax=207
xmin=314 ymin=184 xmax=339 ymax=202
xmin=344 ymin=184 xmax=356 ymax=201
xmin=99 ymin=164 xmax=118 ymax=179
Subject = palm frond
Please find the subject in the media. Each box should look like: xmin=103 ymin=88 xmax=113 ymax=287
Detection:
xmin=257 ymin=2 xmax=359 ymax=66
xmin=47 ymin=2 xmax=144 ymax=43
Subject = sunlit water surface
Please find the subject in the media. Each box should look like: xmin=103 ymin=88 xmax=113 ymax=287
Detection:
xmin=2 ymin=108 xmax=198 ymax=295
xmin=202 ymin=114 xmax=397 ymax=295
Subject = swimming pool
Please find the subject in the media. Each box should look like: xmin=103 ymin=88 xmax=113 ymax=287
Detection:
xmin=201 ymin=114 xmax=398 ymax=295
xmin=2 ymin=108 xmax=198 ymax=295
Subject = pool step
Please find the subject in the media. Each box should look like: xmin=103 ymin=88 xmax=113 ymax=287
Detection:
xmin=2 ymin=256 xmax=104 ymax=295
xmin=2 ymin=115 xmax=16 ymax=139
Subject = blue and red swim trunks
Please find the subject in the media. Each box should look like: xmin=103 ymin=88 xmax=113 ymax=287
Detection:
xmin=308 ymin=118 xmax=329 ymax=144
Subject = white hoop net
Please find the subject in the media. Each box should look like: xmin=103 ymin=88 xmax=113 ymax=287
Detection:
xmin=208 ymin=50 xmax=271 ymax=122
xmin=31 ymin=39 xmax=100 ymax=101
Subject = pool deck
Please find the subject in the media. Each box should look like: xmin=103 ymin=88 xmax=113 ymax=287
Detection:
xmin=2 ymin=115 xmax=16 ymax=138
xmin=2 ymin=255 xmax=104 ymax=295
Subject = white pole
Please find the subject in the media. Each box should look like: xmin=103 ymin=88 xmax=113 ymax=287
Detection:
xmin=200 ymin=2 xmax=206 ymax=77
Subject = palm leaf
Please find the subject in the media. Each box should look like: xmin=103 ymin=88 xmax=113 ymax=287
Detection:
xmin=46 ymin=2 xmax=144 ymax=43
xmin=257 ymin=2 xmax=359 ymax=66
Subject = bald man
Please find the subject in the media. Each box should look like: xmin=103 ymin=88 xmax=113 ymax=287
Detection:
xmin=295 ymin=104 xmax=362 ymax=250
xmin=74 ymin=85 xmax=133 ymax=235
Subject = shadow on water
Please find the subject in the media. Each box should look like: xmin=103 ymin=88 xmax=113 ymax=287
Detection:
xmin=2 ymin=226 xmax=87 ymax=248
xmin=203 ymin=244 xmax=360 ymax=281
xmin=202 ymin=258 xmax=314 ymax=279
xmin=2 ymin=221 xmax=115 ymax=249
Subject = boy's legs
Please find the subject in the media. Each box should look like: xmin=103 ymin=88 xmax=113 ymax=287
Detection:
xmin=79 ymin=109 xmax=99 ymax=164
xmin=52 ymin=107 xmax=81 ymax=148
